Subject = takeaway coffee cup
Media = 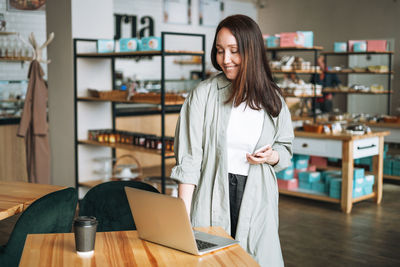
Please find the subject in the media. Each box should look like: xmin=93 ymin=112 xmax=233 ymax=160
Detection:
xmin=74 ymin=216 xmax=98 ymax=257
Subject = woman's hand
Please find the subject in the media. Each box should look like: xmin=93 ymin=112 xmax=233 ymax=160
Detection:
xmin=246 ymin=146 xmax=279 ymax=166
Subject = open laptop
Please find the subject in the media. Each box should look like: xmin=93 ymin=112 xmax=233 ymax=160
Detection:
xmin=124 ymin=187 xmax=239 ymax=255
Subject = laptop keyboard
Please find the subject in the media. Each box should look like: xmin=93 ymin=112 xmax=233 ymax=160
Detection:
xmin=196 ymin=239 xmax=217 ymax=250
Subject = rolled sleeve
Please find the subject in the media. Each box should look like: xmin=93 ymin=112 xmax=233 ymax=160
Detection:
xmin=272 ymin=101 xmax=294 ymax=173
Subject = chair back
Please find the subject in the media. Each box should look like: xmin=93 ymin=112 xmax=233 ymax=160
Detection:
xmin=79 ymin=181 xmax=159 ymax=232
xmin=0 ymin=187 xmax=78 ymax=267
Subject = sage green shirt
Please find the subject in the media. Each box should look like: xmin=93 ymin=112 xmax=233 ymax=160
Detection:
xmin=171 ymin=73 xmax=294 ymax=266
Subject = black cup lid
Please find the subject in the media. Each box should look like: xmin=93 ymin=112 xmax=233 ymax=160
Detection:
xmin=74 ymin=216 xmax=97 ymax=227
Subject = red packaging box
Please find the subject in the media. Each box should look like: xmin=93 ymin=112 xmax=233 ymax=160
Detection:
xmin=310 ymin=156 xmax=328 ymax=168
xmin=307 ymin=165 xmax=317 ymax=172
xmin=280 ymin=32 xmax=297 ymax=47
xmin=348 ymin=40 xmax=366 ymax=52
xmin=367 ymin=40 xmax=387 ymax=52
xmin=277 ymin=178 xmax=298 ymax=190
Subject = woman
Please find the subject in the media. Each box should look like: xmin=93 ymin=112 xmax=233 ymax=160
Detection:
xmin=171 ymin=14 xmax=293 ymax=266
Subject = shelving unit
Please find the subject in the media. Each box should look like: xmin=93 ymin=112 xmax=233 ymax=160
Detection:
xmin=321 ymin=51 xmax=394 ymax=114
xmin=266 ymin=46 xmax=323 ymax=120
xmin=74 ymin=32 xmax=205 ymax=194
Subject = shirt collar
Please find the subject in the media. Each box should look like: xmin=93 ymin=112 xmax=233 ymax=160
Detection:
xmin=216 ymin=72 xmax=231 ymax=90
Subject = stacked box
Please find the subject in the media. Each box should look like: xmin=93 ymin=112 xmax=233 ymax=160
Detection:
xmin=384 ymin=157 xmax=393 ymax=175
xmin=367 ymin=40 xmax=387 ymax=52
xmin=353 ymin=42 xmax=367 ymax=52
xmin=359 ymin=156 xmax=373 ymax=171
xmin=353 ymin=168 xmax=365 ymax=179
xmin=293 ymin=154 xmax=310 ymax=169
xmin=325 ymin=172 xmax=342 ymax=194
xmin=334 ymin=42 xmax=347 ymax=52
xmin=140 ymin=37 xmax=162 ymax=51
xmin=327 ymin=157 xmax=340 ymax=163
xmin=311 ymin=181 xmax=325 ymax=193
xmin=310 ymin=156 xmax=327 ymax=168
xmin=294 ymin=169 xmax=307 ymax=179
xmin=353 ymin=187 xmax=364 ymax=198
xmin=280 ymin=32 xmax=297 ymax=47
xmin=299 ymin=181 xmax=312 ymax=190
xmin=363 ymin=174 xmax=375 ymax=195
xmin=296 ymin=31 xmax=314 ymax=48
xmin=348 ymin=40 xmax=366 ymax=52
xmin=299 ymin=172 xmax=321 ymax=183
xmin=277 ymin=178 xmax=298 ymax=190
xmin=329 ymin=178 xmax=342 ymax=199
xmin=276 ymin=166 xmax=294 ymax=180
xmin=307 ymin=165 xmax=317 ymax=172
xmin=353 ymin=177 xmax=365 ymax=189
xmin=97 ymin=39 xmax=115 ymax=53
xmin=266 ymin=36 xmax=280 ymax=48
xmin=393 ymin=157 xmax=400 ymax=176
xmin=119 ymin=38 xmax=141 ymax=52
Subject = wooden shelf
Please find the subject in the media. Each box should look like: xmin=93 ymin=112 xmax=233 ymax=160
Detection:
xmin=323 ymin=88 xmax=392 ymax=94
xmin=77 ymin=50 xmax=204 ymax=58
xmin=384 ymin=175 xmax=400 ymax=181
xmin=279 ymin=188 xmax=340 ymax=203
xmin=173 ymin=60 xmax=201 ymax=65
xmin=0 ymin=57 xmax=32 ymax=62
xmin=266 ymin=46 xmax=324 ymax=51
xmin=77 ymin=96 xmax=185 ymax=105
xmin=283 ymin=93 xmax=322 ymax=98
xmin=78 ymin=139 xmax=174 ymax=157
xmin=272 ymin=69 xmax=322 ymax=74
xmin=78 ymin=164 xmax=175 ymax=188
xmin=0 ymin=32 xmax=18 ymax=35
xmin=326 ymin=70 xmax=393 ymax=74
xmin=321 ymin=51 xmax=394 ymax=55
xmin=352 ymin=192 xmax=376 ymax=203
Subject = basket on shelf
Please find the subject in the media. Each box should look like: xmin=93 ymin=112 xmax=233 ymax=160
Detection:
xmin=112 ymin=154 xmax=143 ymax=180
xmin=88 ymin=88 xmax=128 ymax=101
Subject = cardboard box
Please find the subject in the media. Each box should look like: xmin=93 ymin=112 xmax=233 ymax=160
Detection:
xmin=97 ymin=39 xmax=115 ymax=53
xmin=277 ymin=178 xmax=298 ymax=190
xmin=307 ymin=165 xmax=317 ymax=172
xmin=140 ymin=36 xmax=162 ymax=51
xmin=353 ymin=187 xmax=363 ymax=198
xmin=299 ymin=171 xmax=321 ymax=183
xmin=353 ymin=177 xmax=365 ymax=188
xmin=363 ymin=184 xmax=373 ymax=195
xmin=299 ymin=181 xmax=312 ymax=190
xmin=334 ymin=42 xmax=347 ymax=52
xmin=311 ymin=181 xmax=325 ymax=193
xmin=310 ymin=156 xmax=327 ymax=168
xmin=353 ymin=168 xmax=365 ymax=179
xmin=348 ymin=40 xmax=366 ymax=52
xmin=280 ymin=32 xmax=297 ymax=47
xmin=296 ymin=31 xmax=313 ymax=48
xmin=276 ymin=167 xmax=294 ymax=180
xmin=367 ymin=40 xmax=387 ymax=52
xmin=353 ymin=41 xmax=367 ymax=52
xmin=364 ymin=174 xmax=375 ymax=185
xmin=294 ymin=168 xmax=307 ymax=179
xmin=266 ymin=36 xmax=280 ymax=48
xmin=119 ymin=38 xmax=141 ymax=52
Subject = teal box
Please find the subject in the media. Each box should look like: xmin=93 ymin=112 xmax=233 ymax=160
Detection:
xmin=296 ymin=31 xmax=313 ymax=48
xmin=353 ymin=41 xmax=367 ymax=52
xmin=353 ymin=177 xmax=365 ymax=189
xmin=393 ymin=168 xmax=400 ymax=176
xmin=324 ymin=173 xmax=341 ymax=193
xmin=119 ymin=38 xmax=141 ymax=52
xmin=294 ymin=154 xmax=310 ymax=161
xmin=299 ymin=181 xmax=312 ymax=190
xmin=276 ymin=167 xmax=294 ymax=180
xmin=311 ymin=181 xmax=325 ymax=193
xmin=330 ymin=178 xmax=342 ymax=190
xmin=353 ymin=168 xmax=365 ymax=179
xmin=140 ymin=36 xmax=162 ymax=51
xmin=97 ymin=39 xmax=115 ymax=53
xmin=328 ymin=157 xmax=339 ymax=163
xmin=322 ymin=170 xmax=341 ymax=181
xmin=364 ymin=174 xmax=375 ymax=185
xmin=329 ymin=188 xmax=341 ymax=199
xmin=299 ymin=172 xmax=321 ymax=183
xmin=334 ymin=42 xmax=347 ymax=52
xmin=363 ymin=184 xmax=373 ymax=195
xmin=266 ymin=36 xmax=280 ymax=48
xmin=353 ymin=187 xmax=363 ymax=198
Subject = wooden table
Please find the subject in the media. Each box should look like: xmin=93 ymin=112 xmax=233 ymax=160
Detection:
xmin=0 ymin=181 xmax=65 ymax=220
xmin=19 ymin=226 xmax=259 ymax=267
xmin=282 ymin=131 xmax=390 ymax=213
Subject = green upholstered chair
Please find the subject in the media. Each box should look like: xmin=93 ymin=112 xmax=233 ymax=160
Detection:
xmin=79 ymin=181 xmax=159 ymax=232
xmin=0 ymin=187 xmax=78 ymax=267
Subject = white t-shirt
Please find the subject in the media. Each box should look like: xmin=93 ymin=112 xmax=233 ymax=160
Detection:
xmin=226 ymin=102 xmax=265 ymax=176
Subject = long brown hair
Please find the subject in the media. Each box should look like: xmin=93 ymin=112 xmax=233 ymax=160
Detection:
xmin=211 ymin=14 xmax=282 ymax=117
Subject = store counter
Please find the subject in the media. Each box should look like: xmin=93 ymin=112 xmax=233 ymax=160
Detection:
xmin=287 ymin=130 xmax=390 ymax=213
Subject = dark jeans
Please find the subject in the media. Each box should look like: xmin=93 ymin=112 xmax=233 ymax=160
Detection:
xmin=229 ymin=173 xmax=247 ymax=239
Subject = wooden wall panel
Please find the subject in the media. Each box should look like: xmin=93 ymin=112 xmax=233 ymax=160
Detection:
xmin=0 ymin=125 xmax=27 ymax=182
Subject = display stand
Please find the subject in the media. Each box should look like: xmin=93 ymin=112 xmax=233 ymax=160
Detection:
xmin=73 ymin=32 xmax=206 ymax=194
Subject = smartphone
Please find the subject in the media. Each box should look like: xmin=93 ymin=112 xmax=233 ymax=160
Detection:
xmin=252 ymin=144 xmax=271 ymax=155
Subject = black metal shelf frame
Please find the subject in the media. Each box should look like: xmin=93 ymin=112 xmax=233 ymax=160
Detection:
xmin=73 ymin=32 xmax=206 ymax=194
xmin=323 ymin=52 xmax=394 ymax=115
